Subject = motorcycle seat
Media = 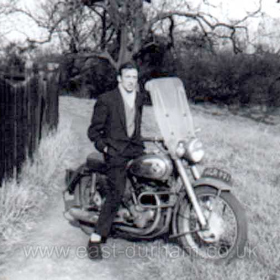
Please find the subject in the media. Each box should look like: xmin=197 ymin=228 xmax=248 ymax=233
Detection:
xmin=86 ymin=153 xmax=107 ymax=174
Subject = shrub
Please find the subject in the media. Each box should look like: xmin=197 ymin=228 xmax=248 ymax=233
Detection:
xmin=174 ymin=49 xmax=280 ymax=108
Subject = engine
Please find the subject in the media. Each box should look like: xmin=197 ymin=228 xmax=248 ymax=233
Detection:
xmin=117 ymin=180 xmax=171 ymax=229
xmin=116 ymin=154 xmax=174 ymax=230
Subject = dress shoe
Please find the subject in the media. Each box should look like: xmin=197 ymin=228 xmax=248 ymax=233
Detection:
xmin=87 ymin=239 xmax=103 ymax=260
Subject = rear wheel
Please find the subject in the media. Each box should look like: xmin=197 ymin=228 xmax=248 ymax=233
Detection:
xmin=176 ymin=186 xmax=247 ymax=263
xmin=74 ymin=174 xmax=102 ymax=235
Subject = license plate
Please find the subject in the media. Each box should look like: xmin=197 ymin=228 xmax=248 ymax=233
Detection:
xmin=202 ymin=167 xmax=232 ymax=183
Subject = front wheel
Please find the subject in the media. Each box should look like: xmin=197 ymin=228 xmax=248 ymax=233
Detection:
xmin=176 ymin=186 xmax=247 ymax=263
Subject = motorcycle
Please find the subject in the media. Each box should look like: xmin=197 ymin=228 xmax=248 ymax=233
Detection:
xmin=63 ymin=77 xmax=247 ymax=263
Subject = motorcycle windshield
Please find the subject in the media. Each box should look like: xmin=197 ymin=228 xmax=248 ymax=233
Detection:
xmin=145 ymin=77 xmax=195 ymax=156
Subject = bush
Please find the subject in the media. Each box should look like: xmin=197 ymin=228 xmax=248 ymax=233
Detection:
xmin=174 ymin=49 xmax=280 ymax=108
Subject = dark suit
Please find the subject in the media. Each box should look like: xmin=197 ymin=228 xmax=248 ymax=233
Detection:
xmin=87 ymin=87 xmax=144 ymax=239
xmin=88 ymin=87 xmax=144 ymax=155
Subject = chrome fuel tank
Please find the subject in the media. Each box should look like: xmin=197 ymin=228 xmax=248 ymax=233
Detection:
xmin=128 ymin=154 xmax=173 ymax=181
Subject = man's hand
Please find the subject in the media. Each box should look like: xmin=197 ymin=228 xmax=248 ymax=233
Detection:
xmin=103 ymin=146 xmax=108 ymax=153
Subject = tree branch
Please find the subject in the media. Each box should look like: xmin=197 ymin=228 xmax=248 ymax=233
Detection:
xmin=144 ymin=0 xmax=261 ymax=54
xmin=66 ymin=50 xmax=117 ymax=69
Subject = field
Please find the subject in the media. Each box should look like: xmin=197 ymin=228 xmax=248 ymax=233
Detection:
xmin=1 ymin=96 xmax=280 ymax=280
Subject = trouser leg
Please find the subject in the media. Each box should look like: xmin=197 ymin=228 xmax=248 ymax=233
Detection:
xmin=95 ymin=162 xmax=127 ymax=239
xmin=94 ymin=143 xmax=144 ymax=240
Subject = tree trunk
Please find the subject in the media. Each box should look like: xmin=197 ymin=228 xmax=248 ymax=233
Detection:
xmin=117 ymin=24 xmax=132 ymax=68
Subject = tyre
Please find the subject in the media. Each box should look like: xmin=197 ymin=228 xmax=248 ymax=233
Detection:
xmin=176 ymin=186 xmax=247 ymax=263
xmin=74 ymin=174 xmax=102 ymax=235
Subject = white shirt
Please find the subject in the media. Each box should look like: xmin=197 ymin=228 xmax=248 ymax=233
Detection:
xmin=118 ymin=84 xmax=136 ymax=137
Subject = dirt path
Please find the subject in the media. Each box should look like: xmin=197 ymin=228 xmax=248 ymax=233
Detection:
xmin=3 ymin=97 xmax=146 ymax=280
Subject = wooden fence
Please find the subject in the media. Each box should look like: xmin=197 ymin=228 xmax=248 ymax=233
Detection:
xmin=0 ymin=64 xmax=59 ymax=184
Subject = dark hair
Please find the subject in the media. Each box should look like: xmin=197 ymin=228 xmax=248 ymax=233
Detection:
xmin=117 ymin=61 xmax=139 ymax=76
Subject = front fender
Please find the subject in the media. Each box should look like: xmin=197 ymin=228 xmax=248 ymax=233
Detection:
xmin=193 ymin=177 xmax=231 ymax=192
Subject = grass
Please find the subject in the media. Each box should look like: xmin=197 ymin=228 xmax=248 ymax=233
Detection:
xmin=0 ymin=118 xmax=78 ymax=267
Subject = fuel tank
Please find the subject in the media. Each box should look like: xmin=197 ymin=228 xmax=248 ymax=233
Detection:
xmin=127 ymin=154 xmax=173 ymax=181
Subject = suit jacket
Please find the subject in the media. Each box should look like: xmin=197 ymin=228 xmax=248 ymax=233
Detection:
xmin=87 ymin=87 xmax=144 ymax=157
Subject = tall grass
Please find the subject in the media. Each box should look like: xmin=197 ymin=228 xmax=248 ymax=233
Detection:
xmin=0 ymin=118 xmax=78 ymax=265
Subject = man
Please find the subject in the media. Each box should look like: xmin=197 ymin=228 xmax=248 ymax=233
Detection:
xmin=87 ymin=62 xmax=144 ymax=260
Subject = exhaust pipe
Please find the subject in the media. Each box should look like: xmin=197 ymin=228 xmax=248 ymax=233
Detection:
xmin=68 ymin=207 xmax=98 ymax=224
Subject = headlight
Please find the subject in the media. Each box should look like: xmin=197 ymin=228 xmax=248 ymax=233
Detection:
xmin=186 ymin=138 xmax=204 ymax=163
xmin=176 ymin=139 xmax=205 ymax=162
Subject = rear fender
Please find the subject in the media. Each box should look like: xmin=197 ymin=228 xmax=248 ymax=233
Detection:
xmin=65 ymin=164 xmax=91 ymax=194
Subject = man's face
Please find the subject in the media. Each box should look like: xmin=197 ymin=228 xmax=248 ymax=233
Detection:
xmin=118 ymin=68 xmax=138 ymax=93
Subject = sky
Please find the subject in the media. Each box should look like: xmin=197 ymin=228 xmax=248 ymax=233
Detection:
xmin=211 ymin=0 xmax=279 ymax=19
xmin=1 ymin=0 xmax=280 ymax=52
xmin=205 ymin=0 xmax=280 ymax=52
xmin=2 ymin=0 xmax=44 ymax=42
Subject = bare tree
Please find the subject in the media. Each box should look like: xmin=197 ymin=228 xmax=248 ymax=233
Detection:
xmin=11 ymin=0 xmax=262 ymax=69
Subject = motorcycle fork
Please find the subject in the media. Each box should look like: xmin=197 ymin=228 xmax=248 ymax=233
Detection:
xmin=174 ymin=159 xmax=207 ymax=229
